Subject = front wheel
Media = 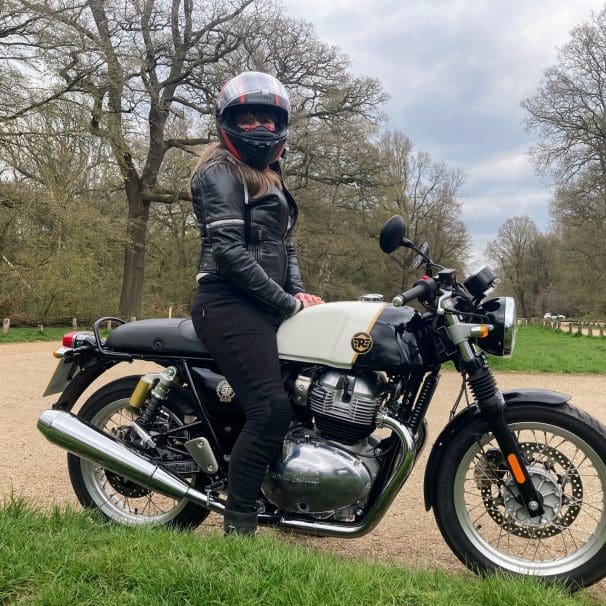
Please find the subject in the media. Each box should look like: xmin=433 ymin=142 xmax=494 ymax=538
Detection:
xmin=433 ymin=403 xmax=606 ymax=588
xmin=67 ymin=376 xmax=211 ymax=530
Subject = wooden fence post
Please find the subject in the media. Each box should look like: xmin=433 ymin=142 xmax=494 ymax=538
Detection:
xmin=72 ymin=317 xmax=78 ymax=329
xmin=2 ymin=318 xmax=9 ymax=335
xmin=130 ymin=316 xmax=137 ymax=323
xmin=37 ymin=324 xmax=44 ymax=333
xmin=568 ymin=322 xmax=573 ymax=333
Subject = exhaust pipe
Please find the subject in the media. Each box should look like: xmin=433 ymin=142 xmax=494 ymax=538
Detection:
xmin=258 ymin=412 xmax=417 ymax=537
xmin=38 ymin=409 xmax=416 ymax=538
xmin=37 ymin=409 xmax=224 ymax=513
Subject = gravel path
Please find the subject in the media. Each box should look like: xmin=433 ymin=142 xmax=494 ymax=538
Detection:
xmin=2 ymin=341 xmax=605 ymax=597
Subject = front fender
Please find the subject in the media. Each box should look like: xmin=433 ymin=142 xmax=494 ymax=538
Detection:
xmin=423 ymin=388 xmax=571 ymax=511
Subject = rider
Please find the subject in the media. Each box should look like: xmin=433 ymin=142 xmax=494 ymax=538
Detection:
xmin=190 ymin=71 xmax=323 ymax=535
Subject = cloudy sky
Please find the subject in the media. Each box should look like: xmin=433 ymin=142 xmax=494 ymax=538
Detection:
xmin=285 ymin=0 xmax=604 ymax=265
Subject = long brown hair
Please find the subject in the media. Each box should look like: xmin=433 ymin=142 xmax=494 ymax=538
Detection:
xmin=193 ymin=142 xmax=282 ymax=197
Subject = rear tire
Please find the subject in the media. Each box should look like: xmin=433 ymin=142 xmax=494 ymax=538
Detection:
xmin=67 ymin=376 xmax=211 ymax=530
xmin=433 ymin=403 xmax=606 ymax=588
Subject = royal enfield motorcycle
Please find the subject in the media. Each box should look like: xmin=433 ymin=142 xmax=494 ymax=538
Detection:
xmin=38 ymin=216 xmax=606 ymax=588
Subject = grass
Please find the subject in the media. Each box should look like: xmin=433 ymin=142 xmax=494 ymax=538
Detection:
xmin=488 ymin=325 xmax=606 ymax=374
xmin=0 ymin=326 xmax=76 ymax=343
xmin=0 ymin=499 xmax=598 ymax=606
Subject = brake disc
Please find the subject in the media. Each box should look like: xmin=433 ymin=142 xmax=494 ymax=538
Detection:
xmin=475 ymin=442 xmax=582 ymax=538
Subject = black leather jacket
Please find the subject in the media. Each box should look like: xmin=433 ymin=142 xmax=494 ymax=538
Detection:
xmin=191 ymin=154 xmax=305 ymax=316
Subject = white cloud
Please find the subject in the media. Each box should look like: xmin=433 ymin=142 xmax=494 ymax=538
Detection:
xmin=466 ymin=147 xmax=535 ymax=186
xmin=462 ymin=188 xmax=551 ymax=219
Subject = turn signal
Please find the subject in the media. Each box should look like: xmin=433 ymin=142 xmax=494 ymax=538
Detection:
xmin=470 ymin=324 xmax=492 ymax=338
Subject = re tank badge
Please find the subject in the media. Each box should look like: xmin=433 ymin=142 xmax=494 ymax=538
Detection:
xmin=351 ymin=332 xmax=373 ymax=354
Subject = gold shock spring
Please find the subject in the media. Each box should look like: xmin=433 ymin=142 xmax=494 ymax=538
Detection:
xmin=128 ymin=375 xmax=157 ymax=408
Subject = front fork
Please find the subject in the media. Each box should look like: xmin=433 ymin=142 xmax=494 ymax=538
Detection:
xmin=442 ymin=299 xmax=545 ymax=517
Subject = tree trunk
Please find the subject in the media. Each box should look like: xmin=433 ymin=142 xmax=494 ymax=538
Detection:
xmin=119 ymin=179 xmax=150 ymax=318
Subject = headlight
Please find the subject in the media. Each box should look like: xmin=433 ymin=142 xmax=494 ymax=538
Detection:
xmin=476 ymin=297 xmax=517 ymax=357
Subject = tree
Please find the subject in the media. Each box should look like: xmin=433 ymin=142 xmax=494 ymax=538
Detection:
xmin=1 ymin=0 xmax=386 ymax=316
xmin=521 ymin=8 xmax=606 ymax=316
xmin=522 ymin=8 xmax=606 ymax=182
xmin=377 ymin=131 xmax=470 ymax=292
xmin=486 ymin=216 xmax=553 ymax=318
xmin=550 ymin=179 xmax=605 ymax=315
xmin=0 ymin=101 xmax=124 ymax=321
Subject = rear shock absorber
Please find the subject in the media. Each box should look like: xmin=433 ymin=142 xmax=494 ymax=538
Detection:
xmin=137 ymin=366 xmax=179 ymax=430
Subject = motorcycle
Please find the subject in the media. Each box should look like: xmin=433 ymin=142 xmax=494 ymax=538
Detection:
xmin=38 ymin=216 xmax=606 ymax=588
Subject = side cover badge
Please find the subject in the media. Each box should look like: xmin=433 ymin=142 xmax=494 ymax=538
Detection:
xmin=216 ymin=380 xmax=235 ymax=403
xmin=351 ymin=332 xmax=373 ymax=354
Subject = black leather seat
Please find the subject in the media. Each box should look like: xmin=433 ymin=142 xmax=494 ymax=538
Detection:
xmin=105 ymin=319 xmax=210 ymax=357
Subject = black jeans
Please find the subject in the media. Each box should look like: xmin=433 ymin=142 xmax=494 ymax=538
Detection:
xmin=191 ymin=281 xmax=292 ymax=513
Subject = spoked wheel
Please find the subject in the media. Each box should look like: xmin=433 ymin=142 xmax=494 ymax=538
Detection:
xmin=433 ymin=404 xmax=606 ymax=588
xmin=67 ymin=377 xmax=211 ymax=530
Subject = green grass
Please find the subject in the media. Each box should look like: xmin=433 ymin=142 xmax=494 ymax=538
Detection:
xmin=0 ymin=500 xmax=597 ymax=606
xmin=488 ymin=325 xmax=606 ymax=374
xmin=0 ymin=326 xmax=74 ymax=343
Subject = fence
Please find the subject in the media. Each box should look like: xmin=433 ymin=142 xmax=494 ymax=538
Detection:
xmin=518 ymin=318 xmax=605 ymax=337
xmin=1 ymin=316 xmax=140 ymax=335
xmin=1 ymin=306 xmax=179 ymax=335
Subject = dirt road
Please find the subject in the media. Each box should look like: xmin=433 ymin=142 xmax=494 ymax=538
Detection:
xmin=2 ymin=341 xmax=605 ymax=596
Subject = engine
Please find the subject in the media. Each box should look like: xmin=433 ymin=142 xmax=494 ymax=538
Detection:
xmin=261 ymin=369 xmax=388 ymax=520
xmin=307 ymin=369 xmax=385 ymax=444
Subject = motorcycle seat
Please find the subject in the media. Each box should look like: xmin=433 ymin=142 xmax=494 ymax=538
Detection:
xmin=105 ymin=318 xmax=210 ymax=357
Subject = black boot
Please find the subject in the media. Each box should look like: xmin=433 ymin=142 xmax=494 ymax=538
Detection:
xmin=223 ymin=509 xmax=257 ymax=536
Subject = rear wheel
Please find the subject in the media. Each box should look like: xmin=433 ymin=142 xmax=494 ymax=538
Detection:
xmin=67 ymin=376 xmax=211 ymax=530
xmin=433 ymin=404 xmax=606 ymax=588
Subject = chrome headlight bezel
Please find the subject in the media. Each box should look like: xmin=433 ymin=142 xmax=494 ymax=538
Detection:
xmin=476 ymin=296 xmax=517 ymax=357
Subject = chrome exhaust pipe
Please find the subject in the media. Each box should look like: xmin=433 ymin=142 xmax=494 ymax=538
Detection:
xmin=38 ymin=410 xmax=415 ymax=538
xmin=258 ymin=414 xmax=417 ymax=537
xmin=37 ymin=409 xmax=225 ymax=513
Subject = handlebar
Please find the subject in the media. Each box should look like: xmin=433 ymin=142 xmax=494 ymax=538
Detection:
xmin=392 ymin=278 xmax=438 ymax=307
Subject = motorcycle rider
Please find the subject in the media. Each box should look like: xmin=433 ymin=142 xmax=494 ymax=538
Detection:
xmin=190 ymin=71 xmax=323 ymax=535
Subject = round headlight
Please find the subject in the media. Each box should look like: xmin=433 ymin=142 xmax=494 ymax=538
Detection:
xmin=476 ymin=297 xmax=517 ymax=357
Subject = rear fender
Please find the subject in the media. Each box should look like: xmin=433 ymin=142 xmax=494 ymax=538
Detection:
xmin=52 ymin=357 xmax=119 ymax=411
xmin=423 ymin=388 xmax=571 ymax=511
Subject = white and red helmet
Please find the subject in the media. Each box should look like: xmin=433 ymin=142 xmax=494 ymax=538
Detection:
xmin=216 ymin=72 xmax=290 ymax=169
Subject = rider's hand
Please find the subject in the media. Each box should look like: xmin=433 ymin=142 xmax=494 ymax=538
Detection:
xmin=295 ymin=292 xmax=325 ymax=309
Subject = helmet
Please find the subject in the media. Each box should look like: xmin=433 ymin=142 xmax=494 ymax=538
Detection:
xmin=216 ymin=71 xmax=290 ymax=169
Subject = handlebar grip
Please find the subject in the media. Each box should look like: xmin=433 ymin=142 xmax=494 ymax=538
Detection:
xmin=392 ymin=279 xmax=436 ymax=307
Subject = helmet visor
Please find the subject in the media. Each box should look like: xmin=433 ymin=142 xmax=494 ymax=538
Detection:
xmin=217 ymin=72 xmax=291 ymax=117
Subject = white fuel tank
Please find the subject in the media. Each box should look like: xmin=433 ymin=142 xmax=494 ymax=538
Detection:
xmin=277 ymin=301 xmax=386 ymax=368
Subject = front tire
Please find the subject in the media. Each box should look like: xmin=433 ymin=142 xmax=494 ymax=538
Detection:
xmin=433 ymin=403 xmax=606 ymax=588
xmin=67 ymin=376 xmax=211 ymax=530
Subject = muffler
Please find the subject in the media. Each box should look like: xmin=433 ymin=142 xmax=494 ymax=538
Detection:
xmin=37 ymin=409 xmax=224 ymax=513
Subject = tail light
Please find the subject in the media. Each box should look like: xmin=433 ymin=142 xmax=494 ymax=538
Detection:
xmin=62 ymin=331 xmax=94 ymax=348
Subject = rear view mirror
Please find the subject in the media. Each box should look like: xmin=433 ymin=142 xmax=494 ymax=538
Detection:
xmin=379 ymin=216 xmax=408 ymax=253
